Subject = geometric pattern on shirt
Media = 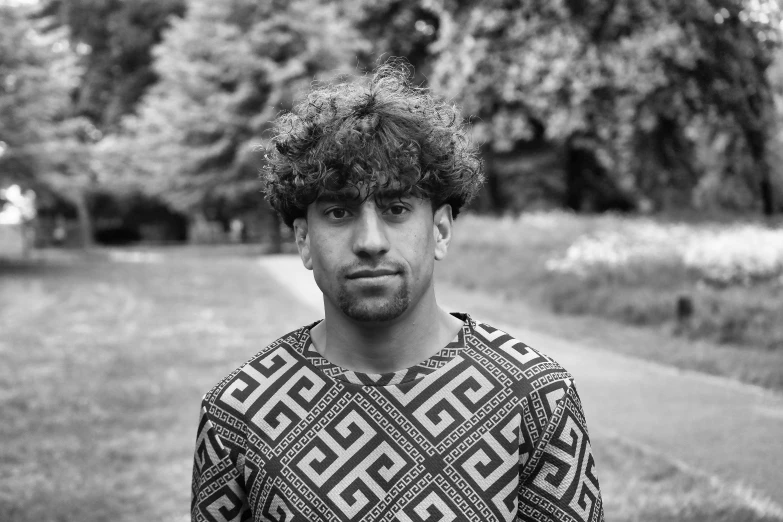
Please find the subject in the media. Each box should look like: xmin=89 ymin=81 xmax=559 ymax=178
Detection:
xmin=192 ymin=313 xmax=604 ymax=522
xmin=518 ymin=384 xmax=603 ymax=522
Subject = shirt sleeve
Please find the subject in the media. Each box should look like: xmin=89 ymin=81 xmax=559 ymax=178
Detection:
xmin=191 ymin=399 xmax=252 ymax=522
xmin=516 ymin=381 xmax=604 ymax=522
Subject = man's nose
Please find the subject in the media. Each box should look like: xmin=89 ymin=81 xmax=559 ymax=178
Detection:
xmin=352 ymin=207 xmax=390 ymax=257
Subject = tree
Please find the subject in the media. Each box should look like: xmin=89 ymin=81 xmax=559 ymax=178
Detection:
xmin=427 ymin=0 xmax=782 ymax=214
xmin=0 ymin=4 xmax=78 ymax=187
xmin=100 ymin=0 xmax=366 ymax=249
xmin=37 ymin=0 xmax=186 ymax=131
xmin=340 ymin=0 xmax=441 ymax=85
xmin=24 ymin=0 xmax=189 ymax=247
xmin=0 ymin=4 xmax=106 ymax=247
xmin=766 ymin=42 xmax=783 ymax=212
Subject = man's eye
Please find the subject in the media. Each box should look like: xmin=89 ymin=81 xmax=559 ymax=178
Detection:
xmin=326 ymin=208 xmax=349 ymax=219
xmin=386 ymin=205 xmax=409 ymax=216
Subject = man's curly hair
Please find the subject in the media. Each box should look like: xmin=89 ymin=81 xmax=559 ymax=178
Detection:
xmin=261 ymin=62 xmax=484 ymax=227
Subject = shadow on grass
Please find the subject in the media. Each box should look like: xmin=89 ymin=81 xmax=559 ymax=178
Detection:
xmin=0 ymin=258 xmax=84 ymax=278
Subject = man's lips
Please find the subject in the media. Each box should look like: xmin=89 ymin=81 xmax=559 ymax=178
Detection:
xmin=346 ymin=268 xmax=399 ymax=279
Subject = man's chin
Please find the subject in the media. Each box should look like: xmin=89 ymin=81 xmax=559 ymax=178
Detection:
xmin=339 ymin=295 xmax=410 ymax=323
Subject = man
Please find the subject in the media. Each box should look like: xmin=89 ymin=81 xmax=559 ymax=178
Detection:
xmin=191 ymin=64 xmax=604 ymax=522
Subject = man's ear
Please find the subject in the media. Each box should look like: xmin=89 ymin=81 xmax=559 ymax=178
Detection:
xmin=432 ymin=204 xmax=454 ymax=261
xmin=292 ymin=217 xmax=312 ymax=270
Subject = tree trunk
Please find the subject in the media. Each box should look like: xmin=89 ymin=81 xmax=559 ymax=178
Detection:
xmin=267 ymin=206 xmax=282 ymax=254
xmin=745 ymin=128 xmax=775 ymax=216
xmin=564 ymin=137 xmax=586 ymax=212
xmin=760 ymin=176 xmax=775 ymax=217
xmin=474 ymin=144 xmax=505 ymax=214
xmin=73 ymin=189 xmax=94 ymax=249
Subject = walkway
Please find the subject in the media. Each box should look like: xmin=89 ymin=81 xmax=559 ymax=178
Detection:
xmin=258 ymin=255 xmax=783 ymax=511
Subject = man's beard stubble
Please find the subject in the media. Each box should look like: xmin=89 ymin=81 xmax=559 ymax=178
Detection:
xmin=336 ymin=278 xmax=410 ymax=322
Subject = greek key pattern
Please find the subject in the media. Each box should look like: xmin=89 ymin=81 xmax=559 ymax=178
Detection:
xmin=445 ymin=399 xmax=518 ymax=467
xmin=192 ymin=314 xmax=604 ymax=522
xmin=365 ymin=387 xmax=439 ymax=456
xmin=279 ymin=393 xmax=353 ymax=467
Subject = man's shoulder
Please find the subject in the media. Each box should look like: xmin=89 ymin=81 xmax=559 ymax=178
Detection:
xmin=466 ymin=318 xmax=583 ymax=462
xmin=201 ymin=324 xmax=313 ymax=408
xmin=466 ymin=317 xmax=573 ymax=395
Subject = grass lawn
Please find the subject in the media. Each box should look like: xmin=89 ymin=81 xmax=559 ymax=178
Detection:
xmin=1 ymin=247 xmax=779 ymax=521
xmin=0 ymin=249 xmax=310 ymax=522
xmin=439 ymin=212 xmax=783 ymax=392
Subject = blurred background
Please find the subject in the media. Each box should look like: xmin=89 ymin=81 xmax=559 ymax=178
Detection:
xmin=2 ymin=0 xmax=783 ymax=521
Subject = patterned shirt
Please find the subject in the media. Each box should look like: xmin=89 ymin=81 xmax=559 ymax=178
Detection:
xmin=192 ymin=313 xmax=604 ymax=522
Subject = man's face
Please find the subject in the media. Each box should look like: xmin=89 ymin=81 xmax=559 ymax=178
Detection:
xmin=293 ymin=190 xmax=453 ymax=323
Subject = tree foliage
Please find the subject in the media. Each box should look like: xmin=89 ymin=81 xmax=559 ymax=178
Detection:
xmin=0 ymin=4 xmax=79 ymax=187
xmin=428 ymin=0 xmax=783 ymax=213
xmin=6 ymin=0 xmax=783 ymax=224
xmin=102 ymin=0 xmax=366 ymax=216
xmin=38 ymin=0 xmax=186 ymax=130
xmin=341 ymin=0 xmax=440 ymax=84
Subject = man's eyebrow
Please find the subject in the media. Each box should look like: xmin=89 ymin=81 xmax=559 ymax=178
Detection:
xmin=314 ymin=190 xmax=362 ymax=204
xmin=314 ymin=188 xmax=414 ymax=204
xmin=374 ymin=189 xmax=412 ymax=202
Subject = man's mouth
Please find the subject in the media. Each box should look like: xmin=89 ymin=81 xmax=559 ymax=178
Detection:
xmin=346 ymin=268 xmax=399 ymax=279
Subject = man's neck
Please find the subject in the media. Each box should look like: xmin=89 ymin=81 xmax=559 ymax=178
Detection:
xmin=310 ymin=290 xmax=464 ymax=374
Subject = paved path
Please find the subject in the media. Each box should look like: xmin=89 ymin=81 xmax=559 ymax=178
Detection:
xmin=259 ymin=255 xmax=783 ymax=512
